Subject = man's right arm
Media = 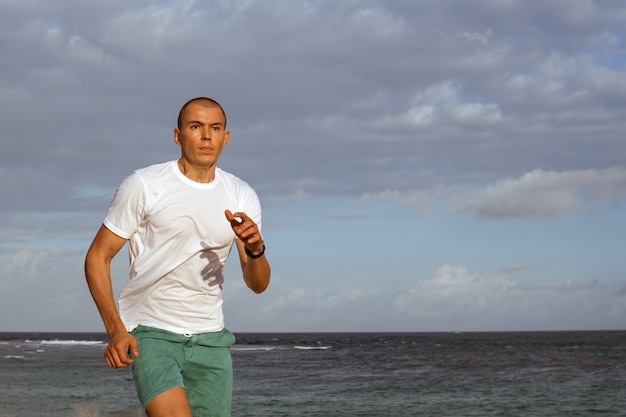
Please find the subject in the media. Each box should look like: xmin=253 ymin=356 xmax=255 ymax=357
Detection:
xmin=84 ymin=224 xmax=138 ymax=368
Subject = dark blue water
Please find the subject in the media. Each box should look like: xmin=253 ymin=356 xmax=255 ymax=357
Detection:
xmin=1 ymin=331 xmax=625 ymax=416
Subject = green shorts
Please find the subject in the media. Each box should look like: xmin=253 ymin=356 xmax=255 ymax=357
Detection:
xmin=130 ymin=325 xmax=236 ymax=417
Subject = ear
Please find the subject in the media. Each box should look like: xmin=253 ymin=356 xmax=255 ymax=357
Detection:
xmin=224 ymin=130 xmax=230 ymax=146
xmin=173 ymin=128 xmax=181 ymax=145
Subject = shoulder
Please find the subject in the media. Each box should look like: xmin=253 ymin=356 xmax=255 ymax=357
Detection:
xmin=217 ymin=168 xmax=255 ymax=194
xmin=134 ymin=161 xmax=175 ymax=180
xmin=217 ymin=168 xmax=261 ymax=211
xmin=120 ymin=161 xmax=177 ymax=190
xmin=114 ymin=161 xmax=175 ymax=197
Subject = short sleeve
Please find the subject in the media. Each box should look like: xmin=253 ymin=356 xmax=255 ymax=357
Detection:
xmin=103 ymin=172 xmax=146 ymax=239
xmin=241 ymin=184 xmax=262 ymax=232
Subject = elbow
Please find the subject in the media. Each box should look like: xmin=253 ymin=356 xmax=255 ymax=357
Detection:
xmin=84 ymin=249 xmax=100 ymax=276
xmin=248 ymin=279 xmax=269 ymax=294
xmin=243 ymin=263 xmax=270 ymax=294
xmin=84 ymin=248 xmax=111 ymax=284
xmin=84 ymin=251 xmax=94 ymax=281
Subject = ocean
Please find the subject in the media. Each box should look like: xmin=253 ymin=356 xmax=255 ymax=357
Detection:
xmin=0 ymin=331 xmax=624 ymax=416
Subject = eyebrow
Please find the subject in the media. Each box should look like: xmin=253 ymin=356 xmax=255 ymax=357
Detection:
xmin=186 ymin=120 xmax=225 ymax=127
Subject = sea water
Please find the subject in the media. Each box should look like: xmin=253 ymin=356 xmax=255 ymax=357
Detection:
xmin=1 ymin=331 xmax=624 ymax=416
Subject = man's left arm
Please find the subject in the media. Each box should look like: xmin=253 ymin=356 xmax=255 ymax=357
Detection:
xmin=225 ymin=210 xmax=270 ymax=293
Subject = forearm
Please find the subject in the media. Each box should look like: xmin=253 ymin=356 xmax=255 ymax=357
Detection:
xmin=84 ymin=255 xmax=127 ymax=337
xmin=226 ymin=211 xmax=271 ymax=293
xmin=243 ymin=255 xmax=271 ymax=294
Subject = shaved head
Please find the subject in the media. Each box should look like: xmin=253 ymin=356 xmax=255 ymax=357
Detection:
xmin=177 ymin=97 xmax=227 ymax=129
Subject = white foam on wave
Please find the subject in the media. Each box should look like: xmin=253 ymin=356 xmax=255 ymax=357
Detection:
xmin=39 ymin=340 xmax=104 ymax=346
xmin=294 ymin=346 xmax=331 ymax=350
xmin=232 ymin=346 xmax=275 ymax=351
xmin=3 ymin=355 xmax=26 ymax=359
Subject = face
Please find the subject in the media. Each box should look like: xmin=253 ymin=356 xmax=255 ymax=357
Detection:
xmin=174 ymin=103 xmax=230 ymax=168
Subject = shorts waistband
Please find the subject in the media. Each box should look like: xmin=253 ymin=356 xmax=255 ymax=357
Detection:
xmin=131 ymin=325 xmax=236 ymax=348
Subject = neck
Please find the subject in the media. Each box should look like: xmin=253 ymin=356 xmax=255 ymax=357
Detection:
xmin=177 ymin=158 xmax=216 ymax=183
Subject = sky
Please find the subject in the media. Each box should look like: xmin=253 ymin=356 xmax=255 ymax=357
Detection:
xmin=1 ymin=0 xmax=625 ymax=333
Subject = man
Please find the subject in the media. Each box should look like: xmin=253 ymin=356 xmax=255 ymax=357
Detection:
xmin=85 ymin=97 xmax=270 ymax=417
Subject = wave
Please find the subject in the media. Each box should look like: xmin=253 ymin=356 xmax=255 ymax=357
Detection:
xmin=35 ymin=340 xmax=105 ymax=346
xmin=232 ymin=346 xmax=276 ymax=351
xmin=233 ymin=345 xmax=332 ymax=351
xmin=293 ymin=346 xmax=331 ymax=350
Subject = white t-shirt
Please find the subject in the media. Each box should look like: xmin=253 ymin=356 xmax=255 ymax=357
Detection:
xmin=104 ymin=161 xmax=262 ymax=334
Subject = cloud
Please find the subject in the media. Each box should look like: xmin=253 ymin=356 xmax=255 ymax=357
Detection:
xmin=393 ymin=264 xmax=626 ymax=331
xmin=414 ymin=82 xmax=503 ymax=126
xmin=72 ymin=185 xmax=117 ymax=199
xmin=393 ymin=265 xmax=515 ymax=318
xmin=1 ymin=0 xmax=625 ymax=333
xmin=454 ymin=167 xmax=626 ymax=218
xmin=223 ymin=274 xmax=391 ymax=332
xmin=263 ymin=189 xmax=312 ymax=206
xmin=1 ymin=0 xmax=625 ymax=208
xmin=222 ymin=264 xmax=626 ymax=332
xmin=0 ymin=244 xmax=95 ymax=330
xmin=362 ymin=186 xmax=451 ymax=211
xmin=364 ymin=167 xmax=626 ymax=218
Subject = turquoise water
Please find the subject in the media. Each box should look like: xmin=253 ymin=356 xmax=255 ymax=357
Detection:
xmin=1 ymin=331 xmax=625 ymax=416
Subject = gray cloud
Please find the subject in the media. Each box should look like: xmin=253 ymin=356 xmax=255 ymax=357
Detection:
xmin=364 ymin=167 xmax=626 ymax=218
xmin=454 ymin=168 xmax=626 ymax=218
xmin=2 ymin=0 xmax=625 ymax=213
xmin=1 ymin=0 xmax=625 ymax=332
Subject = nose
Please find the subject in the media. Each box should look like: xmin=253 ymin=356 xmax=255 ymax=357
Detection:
xmin=201 ymin=126 xmax=212 ymax=140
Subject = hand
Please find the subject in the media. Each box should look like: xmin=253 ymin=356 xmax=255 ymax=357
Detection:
xmin=104 ymin=331 xmax=139 ymax=368
xmin=225 ymin=210 xmax=264 ymax=254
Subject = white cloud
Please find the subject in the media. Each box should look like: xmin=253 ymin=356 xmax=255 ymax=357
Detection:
xmin=393 ymin=264 xmax=626 ymax=331
xmin=454 ymin=167 xmax=626 ymax=218
xmin=393 ymin=265 xmax=514 ymax=319
xmin=362 ymin=186 xmax=451 ymax=216
xmin=223 ymin=274 xmax=387 ymax=332
xmin=373 ymin=81 xmax=502 ymax=130
xmin=412 ymin=82 xmax=503 ymax=126
xmin=262 ymin=286 xmax=380 ymax=315
xmin=0 ymin=244 xmax=97 ymax=331
xmin=364 ymin=167 xmax=626 ymax=218
xmin=222 ymin=264 xmax=626 ymax=332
